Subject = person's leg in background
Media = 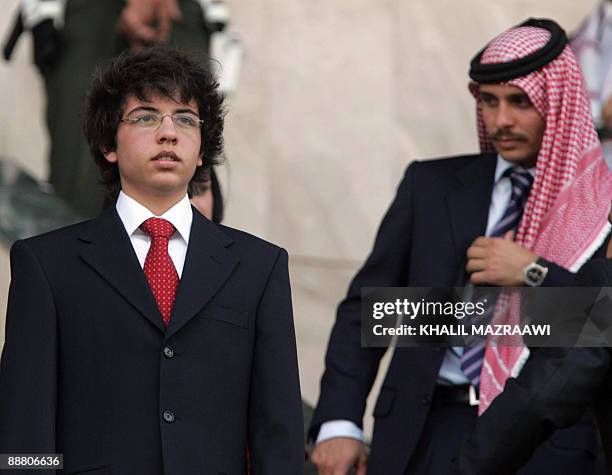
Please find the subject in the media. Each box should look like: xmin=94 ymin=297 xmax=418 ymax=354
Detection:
xmin=43 ymin=0 xmax=210 ymax=218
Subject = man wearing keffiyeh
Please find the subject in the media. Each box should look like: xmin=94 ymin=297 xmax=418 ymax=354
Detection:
xmin=310 ymin=18 xmax=612 ymax=475
xmin=469 ymin=18 xmax=612 ymax=414
xmin=447 ymin=18 xmax=612 ymax=474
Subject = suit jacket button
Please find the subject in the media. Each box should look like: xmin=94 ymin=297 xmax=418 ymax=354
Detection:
xmin=163 ymin=410 xmax=175 ymax=423
xmin=422 ymin=394 xmax=432 ymax=405
xmin=163 ymin=346 xmax=175 ymax=359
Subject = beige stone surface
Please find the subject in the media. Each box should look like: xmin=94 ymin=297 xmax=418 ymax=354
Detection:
xmin=0 ymin=0 xmax=599 ymax=439
xmin=0 ymin=0 xmax=49 ymax=180
xmin=220 ymin=1 xmax=599 ymax=434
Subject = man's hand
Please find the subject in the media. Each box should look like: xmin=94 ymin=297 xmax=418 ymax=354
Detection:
xmin=311 ymin=437 xmax=367 ymax=475
xmin=117 ymin=0 xmax=182 ymax=50
xmin=602 ymin=96 xmax=612 ymax=129
xmin=466 ymin=231 xmax=538 ymax=286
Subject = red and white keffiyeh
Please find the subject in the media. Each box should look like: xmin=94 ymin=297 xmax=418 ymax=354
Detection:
xmin=469 ymin=25 xmax=612 ymax=413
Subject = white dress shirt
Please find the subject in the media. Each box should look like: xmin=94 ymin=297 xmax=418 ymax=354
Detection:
xmin=316 ymin=155 xmax=536 ymax=444
xmin=115 ymin=191 xmax=193 ymax=278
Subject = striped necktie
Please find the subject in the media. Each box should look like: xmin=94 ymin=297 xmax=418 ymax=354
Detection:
xmin=460 ymin=167 xmax=534 ymax=387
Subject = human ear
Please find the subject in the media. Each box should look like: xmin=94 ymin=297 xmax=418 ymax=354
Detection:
xmin=102 ymin=148 xmax=118 ymax=163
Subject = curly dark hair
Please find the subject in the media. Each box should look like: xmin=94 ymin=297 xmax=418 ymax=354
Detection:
xmin=83 ymin=46 xmax=225 ymax=205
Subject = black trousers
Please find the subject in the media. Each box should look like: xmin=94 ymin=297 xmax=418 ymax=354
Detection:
xmin=404 ymin=389 xmax=477 ymax=475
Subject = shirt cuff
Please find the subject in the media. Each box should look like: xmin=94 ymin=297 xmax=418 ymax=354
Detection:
xmin=316 ymin=420 xmax=364 ymax=444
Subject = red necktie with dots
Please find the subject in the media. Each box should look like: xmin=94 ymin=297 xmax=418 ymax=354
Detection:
xmin=140 ymin=218 xmax=179 ymax=326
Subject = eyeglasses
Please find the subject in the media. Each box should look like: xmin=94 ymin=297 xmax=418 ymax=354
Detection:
xmin=119 ymin=112 xmax=204 ymax=130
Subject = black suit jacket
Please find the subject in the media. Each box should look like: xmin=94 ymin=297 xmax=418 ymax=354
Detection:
xmin=310 ymin=154 xmax=606 ymax=475
xmin=0 ymin=206 xmax=304 ymax=475
xmin=453 ymin=258 xmax=612 ymax=475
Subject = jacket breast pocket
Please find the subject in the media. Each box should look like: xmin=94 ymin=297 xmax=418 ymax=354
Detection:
xmin=200 ymin=304 xmax=248 ymax=328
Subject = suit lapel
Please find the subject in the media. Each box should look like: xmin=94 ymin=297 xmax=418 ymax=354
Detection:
xmin=165 ymin=209 xmax=239 ymax=340
xmin=446 ymin=153 xmax=497 ymax=285
xmin=78 ymin=206 xmax=165 ymax=333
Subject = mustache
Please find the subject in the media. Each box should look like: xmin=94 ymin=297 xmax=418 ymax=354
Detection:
xmin=489 ymin=131 xmax=527 ymax=142
xmin=151 ymin=151 xmax=180 ymax=161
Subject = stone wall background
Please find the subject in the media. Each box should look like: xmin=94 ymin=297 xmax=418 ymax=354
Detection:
xmin=0 ymin=0 xmax=598 ymax=438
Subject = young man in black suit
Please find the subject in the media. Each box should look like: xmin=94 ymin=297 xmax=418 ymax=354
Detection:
xmin=0 ymin=47 xmax=304 ymax=475
xmin=310 ymin=19 xmax=612 ymax=475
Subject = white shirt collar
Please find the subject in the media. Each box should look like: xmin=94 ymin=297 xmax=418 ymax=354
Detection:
xmin=115 ymin=191 xmax=193 ymax=243
xmin=494 ymin=154 xmax=536 ymax=183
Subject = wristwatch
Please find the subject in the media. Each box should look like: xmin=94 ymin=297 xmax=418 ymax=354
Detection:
xmin=522 ymin=259 xmax=549 ymax=287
